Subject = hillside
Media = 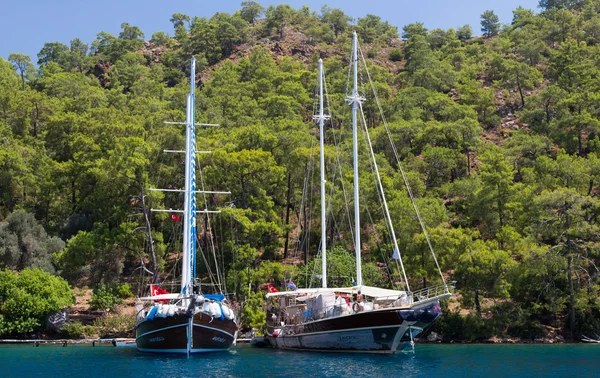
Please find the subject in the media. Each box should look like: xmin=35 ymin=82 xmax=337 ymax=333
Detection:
xmin=1 ymin=1 xmax=600 ymax=341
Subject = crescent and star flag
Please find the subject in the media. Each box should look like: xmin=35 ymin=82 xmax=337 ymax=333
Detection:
xmin=171 ymin=213 xmax=181 ymax=222
xmin=267 ymin=284 xmax=278 ymax=293
xmin=150 ymin=284 xmax=169 ymax=303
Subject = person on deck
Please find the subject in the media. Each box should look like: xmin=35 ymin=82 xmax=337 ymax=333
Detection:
xmin=354 ymin=290 xmax=365 ymax=312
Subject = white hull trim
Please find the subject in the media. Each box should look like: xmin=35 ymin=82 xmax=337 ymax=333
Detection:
xmin=271 ymin=322 xmax=418 ymax=353
xmin=288 ymin=323 xmax=407 ymax=337
xmin=193 ymin=323 xmax=235 ymax=338
xmin=136 ymin=323 xmax=187 ymax=340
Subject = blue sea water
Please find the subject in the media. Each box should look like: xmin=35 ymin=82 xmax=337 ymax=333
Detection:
xmin=1 ymin=343 xmax=599 ymax=377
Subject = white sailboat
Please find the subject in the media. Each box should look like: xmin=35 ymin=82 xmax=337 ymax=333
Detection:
xmin=134 ymin=57 xmax=237 ymax=355
xmin=265 ymin=32 xmax=453 ymax=354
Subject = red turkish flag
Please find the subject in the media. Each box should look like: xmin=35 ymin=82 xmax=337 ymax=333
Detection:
xmin=267 ymin=284 xmax=278 ymax=293
xmin=150 ymin=284 xmax=169 ymax=303
xmin=171 ymin=214 xmax=181 ymax=222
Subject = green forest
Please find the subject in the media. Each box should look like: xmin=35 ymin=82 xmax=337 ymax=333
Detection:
xmin=1 ymin=0 xmax=600 ymax=342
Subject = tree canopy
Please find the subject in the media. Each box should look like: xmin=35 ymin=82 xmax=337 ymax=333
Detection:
xmin=2 ymin=1 xmax=600 ymax=340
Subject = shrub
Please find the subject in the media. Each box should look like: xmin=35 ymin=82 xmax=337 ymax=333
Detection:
xmin=432 ymin=302 xmax=492 ymax=341
xmin=93 ymin=315 xmax=134 ymax=338
xmin=61 ymin=321 xmax=96 ymax=338
xmin=0 ymin=269 xmax=73 ymax=336
xmin=389 ymin=48 xmax=403 ymax=62
xmin=116 ymin=283 xmax=134 ymax=299
xmin=241 ymin=291 xmax=266 ymax=333
xmin=89 ymin=285 xmax=122 ymax=311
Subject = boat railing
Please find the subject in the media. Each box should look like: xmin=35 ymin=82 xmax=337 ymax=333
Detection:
xmin=268 ymin=283 xmax=455 ymax=328
xmin=411 ymin=283 xmax=454 ymax=304
xmin=272 ymin=299 xmax=394 ymax=326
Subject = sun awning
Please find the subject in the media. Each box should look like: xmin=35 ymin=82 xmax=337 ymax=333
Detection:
xmin=355 ymin=286 xmax=408 ymax=300
xmin=265 ymin=285 xmax=407 ymax=300
xmin=265 ymin=287 xmax=350 ymax=298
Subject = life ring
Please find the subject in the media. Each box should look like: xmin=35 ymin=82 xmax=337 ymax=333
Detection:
xmin=352 ymin=302 xmax=360 ymax=312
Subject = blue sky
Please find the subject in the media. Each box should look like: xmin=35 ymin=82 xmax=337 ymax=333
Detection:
xmin=1 ymin=0 xmax=540 ymax=62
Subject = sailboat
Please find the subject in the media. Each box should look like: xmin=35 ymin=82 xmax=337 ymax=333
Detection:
xmin=265 ymin=32 xmax=453 ymax=354
xmin=134 ymin=57 xmax=237 ymax=355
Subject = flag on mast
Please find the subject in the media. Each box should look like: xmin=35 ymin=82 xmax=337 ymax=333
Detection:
xmin=150 ymin=284 xmax=170 ymax=303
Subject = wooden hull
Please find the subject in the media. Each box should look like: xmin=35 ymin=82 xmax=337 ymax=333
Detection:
xmin=267 ymin=303 xmax=442 ymax=354
xmin=136 ymin=312 xmax=237 ymax=354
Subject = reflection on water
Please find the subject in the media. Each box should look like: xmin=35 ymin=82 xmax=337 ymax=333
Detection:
xmin=1 ymin=343 xmax=598 ymax=377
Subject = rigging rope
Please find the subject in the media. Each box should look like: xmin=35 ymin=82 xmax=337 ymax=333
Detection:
xmin=357 ymin=109 xmax=405 ymax=290
xmin=321 ymin=63 xmax=357 ymax=285
xmin=358 ymin=102 xmax=410 ymax=291
xmin=357 ymin=40 xmax=448 ymax=288
xmin=327 ymin=53 xmax=356 ymax=254
xmin=195 ymin=122 xmax=226 ymax=293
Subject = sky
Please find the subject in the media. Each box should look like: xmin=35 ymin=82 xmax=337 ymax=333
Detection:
xmin=1 ymin=0 xmax=541 ymax=62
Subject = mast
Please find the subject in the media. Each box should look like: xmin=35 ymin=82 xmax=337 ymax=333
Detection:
xmin=317 ymin=59 xmax=328 ymax=288
xmin=186 ymin=57 xmax=197 ymax=357
xmin=189 ymin=57 xmax=197 ymax=284
xmin=182 ymin=57 xmax=198 ymax=302
xmin=181 ymin=93 xmax=191 ymax=298
xmin=348 ymin=32 xmax=363 ymax=286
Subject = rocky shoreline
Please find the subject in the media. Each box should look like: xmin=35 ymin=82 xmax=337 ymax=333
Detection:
xmin=421 ymin=332 xmax=570 ymax=344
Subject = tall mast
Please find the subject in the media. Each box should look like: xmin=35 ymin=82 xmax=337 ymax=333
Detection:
xmin=349 ymin=32 xmax=363 ymax=286
xmin=181 ymin=93 xmax=191 ymax=297
xmin=189 ymin=57 xmax=197 ymax=283
xmin=317 ymin=59 xmax=327 ymax=288
xmin=182 ymin=57 xmax=198 ymax=299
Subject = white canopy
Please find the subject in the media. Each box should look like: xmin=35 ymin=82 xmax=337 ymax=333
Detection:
xmin=266 ymin=285 xmax=407 ymax=300
xmin=265 ymin=287 xmax=347 ymax=299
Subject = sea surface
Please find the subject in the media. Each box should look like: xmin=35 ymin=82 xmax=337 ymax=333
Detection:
xmin=1 ymin=343 xmax=599 ymax=377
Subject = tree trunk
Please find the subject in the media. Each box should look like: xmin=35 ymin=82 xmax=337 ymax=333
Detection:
xmin=474 ymin=288 xmax=481 ymax=316
xmin=241 ymin=175 xmax=247 ymax=208
xmin=33 ymin=102 xmax=39 ymax=137
xmin=516 ymin=71 xmax=525 ymax=108
xmin=578 ymin=129 xmax=583 ymax=157
xmin=466 ymin=150 xmax=471 ymax=176
xmin=71 ymin=180 xmax=76 ymax=210
xmin=328 ymin=218 xmax=335 ymax=250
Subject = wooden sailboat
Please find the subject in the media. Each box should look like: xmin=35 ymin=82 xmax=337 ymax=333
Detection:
xmin=265 ymin=32 xmax=453 ymax=354
xmin=134 ymin=57 xmax=237 ymax=355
